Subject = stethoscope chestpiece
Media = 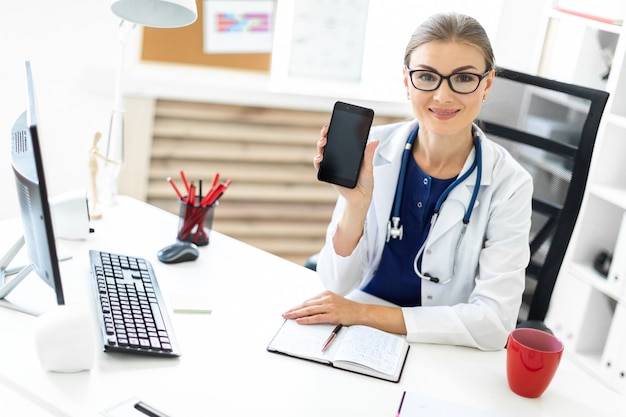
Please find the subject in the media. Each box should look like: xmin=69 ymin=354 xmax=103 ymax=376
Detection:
xmin=386 ymin=217 xmax=403 ymax=241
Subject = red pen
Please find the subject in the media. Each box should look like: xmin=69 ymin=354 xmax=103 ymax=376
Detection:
xmin=199 ymin=185 xmax=222 ymax=207
xmin=210 ymin=172 xmax=220 ymax=190
xmin=204 ymin=189 xmax=224 ymax=207
xmin=203 ymin=173 xmax=220 ymax=202
xmin=180 ymin=170 xmax=191 ymax=195
xmin=201 ymin=179 xmax=231 ymax=207
xmin=188 ymin=183 xmax=196 ymax=206
xmin=167 ymin=177 xmax=185 ymax=201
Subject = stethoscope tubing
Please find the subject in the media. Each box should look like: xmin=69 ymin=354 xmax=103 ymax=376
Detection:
xmin=387 ymin=125 xmax=483 ymax=283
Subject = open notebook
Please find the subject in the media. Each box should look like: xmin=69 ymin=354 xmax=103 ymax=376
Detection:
xmin=267 ymin=319 xmax=409 ymax=382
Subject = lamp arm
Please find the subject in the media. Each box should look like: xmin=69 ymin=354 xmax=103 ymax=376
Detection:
xmin=104 ymin=20 xmax=135 ymax=163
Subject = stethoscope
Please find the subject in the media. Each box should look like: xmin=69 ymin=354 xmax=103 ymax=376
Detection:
xmin=386 ymin=125 xmax=482 ymax=284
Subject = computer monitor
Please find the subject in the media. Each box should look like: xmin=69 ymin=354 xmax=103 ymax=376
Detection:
xmin=0 ymin=61 xmax=65 ymax=312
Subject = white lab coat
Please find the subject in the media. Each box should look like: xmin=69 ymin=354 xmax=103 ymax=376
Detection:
xmin=317 ymin=119 xmax=533 ymax=351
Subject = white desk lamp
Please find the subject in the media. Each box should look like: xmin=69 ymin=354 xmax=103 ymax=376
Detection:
xmin=110 ymin=0 xmax=198 ymax=28
xmin=97 ymin=0 xmax=198 ymax=209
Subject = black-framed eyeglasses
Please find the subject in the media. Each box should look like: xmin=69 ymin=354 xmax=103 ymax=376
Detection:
xmin=407 ymin=69 xmax=490 ymax=94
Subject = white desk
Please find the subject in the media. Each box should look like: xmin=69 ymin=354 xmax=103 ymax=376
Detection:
xmin=0 ymin=196 xmax=623 ymax=416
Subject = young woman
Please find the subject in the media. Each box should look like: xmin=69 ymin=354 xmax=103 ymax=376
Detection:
xmin=283 ymin=12 xmax=533 ymax=351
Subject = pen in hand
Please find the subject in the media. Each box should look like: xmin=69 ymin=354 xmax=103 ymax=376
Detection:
xmin=321 ymin=324 xmax=343 ymax=352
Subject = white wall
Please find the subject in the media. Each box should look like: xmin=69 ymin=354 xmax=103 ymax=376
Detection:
xmin=0 ymin=1 xmax=121 ymax=219
xmin=492 ymin=0 xmax=549 ymax=73
xmin=0 ymin=0 xmax=544 ymax=220
xmin=267 ymin=0 xmax=505 ymax=104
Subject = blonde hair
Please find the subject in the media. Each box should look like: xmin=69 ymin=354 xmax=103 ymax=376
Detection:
xmin=404 ymin=12 xmax=495 ymax=71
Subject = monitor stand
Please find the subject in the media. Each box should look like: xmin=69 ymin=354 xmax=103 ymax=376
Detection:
xmin=0 ymin=236 xmax=63 ymax=316
xmin=0 ymin=236 xmax=33 ymax=301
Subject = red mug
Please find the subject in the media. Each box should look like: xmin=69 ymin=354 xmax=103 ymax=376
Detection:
xmin=506 ymin=328 xmax=564 ymax=398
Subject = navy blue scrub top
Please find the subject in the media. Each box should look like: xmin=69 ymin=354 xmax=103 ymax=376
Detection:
xmin=363 ymin=152 xmax=456 ymax=307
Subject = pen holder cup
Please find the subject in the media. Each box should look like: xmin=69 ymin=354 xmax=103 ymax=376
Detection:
xmin=176 ymin=200 xmax=217 ymax=247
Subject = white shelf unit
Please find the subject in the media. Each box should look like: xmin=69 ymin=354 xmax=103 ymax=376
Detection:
xmin=543 ymin=2 xmax=626 ymax=395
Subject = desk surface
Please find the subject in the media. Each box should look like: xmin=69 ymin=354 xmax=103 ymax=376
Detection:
xmin=0 ymin=196 xmax=623 ymax=416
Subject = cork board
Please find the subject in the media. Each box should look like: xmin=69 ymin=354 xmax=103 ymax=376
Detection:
xmin=141 ymin=0 xmax=271 ymax=72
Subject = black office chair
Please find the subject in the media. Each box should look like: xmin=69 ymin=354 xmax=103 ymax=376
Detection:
xmin=478 ymin=68 xmax=608 ymax=330
xmin=305 ymin=68 xmax=609 ymax=331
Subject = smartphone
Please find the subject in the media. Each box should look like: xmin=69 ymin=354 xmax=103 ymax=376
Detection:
xmin=317 ymin=101 xmax=375 ymax=188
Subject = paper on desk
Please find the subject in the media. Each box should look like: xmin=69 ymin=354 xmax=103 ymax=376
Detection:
xmin=397 ymin=391 xmax=508 ymax=417
xmin=169 ymin=291 xmax=212 ymax=314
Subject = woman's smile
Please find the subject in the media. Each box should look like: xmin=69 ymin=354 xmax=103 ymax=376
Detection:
xmin=429 ymin=107 xmax=460 ymax=120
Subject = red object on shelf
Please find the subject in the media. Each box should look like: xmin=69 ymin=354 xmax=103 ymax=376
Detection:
xmin=557 ymin=7 xmax=623 ymax=26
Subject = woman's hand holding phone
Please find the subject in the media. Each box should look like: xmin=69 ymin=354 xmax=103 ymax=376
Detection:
xmin=315 ymin=125 xmax=377 ymax=199
xmin=315 ymin=101 xmax=378 ymax=255
xmin=317 ymin=101 xmax=374 ymax=188
xmin=315 ymin=124 xmax=379 ymax=257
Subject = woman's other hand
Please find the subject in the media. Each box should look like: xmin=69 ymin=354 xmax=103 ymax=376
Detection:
xmin=282 ymin=290 xmax=364 ymax=326
xmin=282 ymin=290 xmax=407 ymax=336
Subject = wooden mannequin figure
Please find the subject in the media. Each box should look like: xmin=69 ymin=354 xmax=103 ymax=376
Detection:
xmin=88 ymin=132 xmax=119 ymax=220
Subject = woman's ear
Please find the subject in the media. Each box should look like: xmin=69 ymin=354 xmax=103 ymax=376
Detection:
xmin=403 ymin=67 xmax=411 ymax=98
xmin=483 ymin=68 xmax=496 ymax=98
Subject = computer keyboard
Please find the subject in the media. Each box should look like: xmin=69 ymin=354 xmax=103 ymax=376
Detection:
xmin=89 ymin=250 xmax=181 ymax=357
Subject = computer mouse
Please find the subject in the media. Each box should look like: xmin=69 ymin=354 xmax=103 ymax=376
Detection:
xmin=157 ymin=241 xmax=199 ymax=264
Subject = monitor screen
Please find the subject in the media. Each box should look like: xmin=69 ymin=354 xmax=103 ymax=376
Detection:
xmin=0 ymin=61 xmax=65 ymax=310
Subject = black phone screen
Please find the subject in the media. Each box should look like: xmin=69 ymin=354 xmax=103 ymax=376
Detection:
xmin=317 ymin=101 xmax=374 ymax=188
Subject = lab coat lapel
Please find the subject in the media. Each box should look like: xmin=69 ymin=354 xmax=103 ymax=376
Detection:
xmin=426 ymin=133 xmax=492 ymax=244
xmin=427 ymin=183 xmax=473 ymax=243
xmin=371 ymin=121 xmax=418 ymax=242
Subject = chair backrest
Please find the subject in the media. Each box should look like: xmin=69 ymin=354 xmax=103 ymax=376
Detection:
xmin=477 ymin=68 xmax=609 ymax=323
